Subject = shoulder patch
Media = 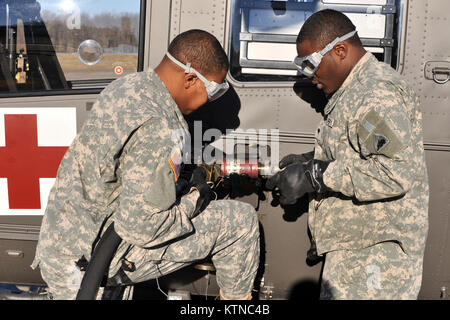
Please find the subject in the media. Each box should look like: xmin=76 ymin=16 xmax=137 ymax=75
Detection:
xmin=374 ymin=134 xmax=389 ymax=153
xmin=357 ymin=109 xmax=403 ymax=158
xmin=168 ymin=149 xmax=182 ymax=181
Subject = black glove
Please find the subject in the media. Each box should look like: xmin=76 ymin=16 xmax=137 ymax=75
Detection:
xmin=279 ymin=151 xmax=315 ymax=169
xmin=266 ymin=159 xmax=330 ymax=206
xmin=306 ymin=239 xmax=323 ymax=266
xmin=222 ymin=173 xmax=259 ymax=199
xmin=302 ymin=159 xmax=330 ymax=194
xmin=189 ymin=167 xmax=214 ymax=215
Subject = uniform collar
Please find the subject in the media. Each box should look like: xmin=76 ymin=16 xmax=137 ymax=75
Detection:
xmin=149 ymin=70 xmax=190 ymax=132
xmin=324 ymin=51 xmax=374 ymax=115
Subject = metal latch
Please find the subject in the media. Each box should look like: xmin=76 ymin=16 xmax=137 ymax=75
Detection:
xmin=424 ymin=61 xmax=450 ymax=84
xmin=432 ymin=67 xmax=450 ymax=84
xmin=6 ymin=250 xmax=24 ymax=258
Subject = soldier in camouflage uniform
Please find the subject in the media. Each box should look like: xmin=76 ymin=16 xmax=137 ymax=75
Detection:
xmin=31 ymin=30 xmax=259 ymax=300
xmin=267 ymin=10 xmax=429 ymax=299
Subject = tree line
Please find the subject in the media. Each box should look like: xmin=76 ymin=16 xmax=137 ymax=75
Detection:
xmin=41 ymin=11 xmax=140 ymax=53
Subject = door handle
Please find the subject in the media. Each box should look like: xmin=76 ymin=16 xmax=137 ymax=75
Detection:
xmin=424 ymin=61 xmax=450 ymax=85
xmin=432 ymin=67 xmax=450 ymax=84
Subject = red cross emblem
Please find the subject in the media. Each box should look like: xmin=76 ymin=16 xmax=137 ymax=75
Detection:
xmin=0 ymin=114 xmax=68 ymax=210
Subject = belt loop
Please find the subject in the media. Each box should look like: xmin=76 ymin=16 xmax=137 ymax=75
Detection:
xmin=75 ymin=255 xmax=89 ymax=271
xmin=106 ymin=268 xmax=133 ymax=287
xmin=121 ymin=258 xmax=136 ymax=272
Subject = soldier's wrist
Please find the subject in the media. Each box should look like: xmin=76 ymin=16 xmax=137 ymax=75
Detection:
xmin=180 ymin=188 xmax=201 ymax=218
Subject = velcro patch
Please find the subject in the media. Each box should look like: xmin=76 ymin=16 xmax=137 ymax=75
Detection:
xmin=357 ymin=109 xmax=403 ymax=158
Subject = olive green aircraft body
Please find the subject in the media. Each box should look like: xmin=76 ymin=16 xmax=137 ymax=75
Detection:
xmin=0 ymin=0 xmax=448 ymax=300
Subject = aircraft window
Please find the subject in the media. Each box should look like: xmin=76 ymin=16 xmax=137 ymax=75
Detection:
xmin=0 ymin=0 xmax=143 ymax=95
xmin=229 ymin=0 xmax=401 ymax=83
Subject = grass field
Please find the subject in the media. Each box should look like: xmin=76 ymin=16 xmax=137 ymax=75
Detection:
xmin=56 ymin=53 xmax=138 ymax=80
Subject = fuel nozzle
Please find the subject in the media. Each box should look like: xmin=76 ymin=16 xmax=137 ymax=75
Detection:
xmin=199 ymin=158 xmax=280 ymax=184
xmin=195 ymin=143 xmax=280 ymax=185
xmin=220 ymin=158 xmax=280 ymax=179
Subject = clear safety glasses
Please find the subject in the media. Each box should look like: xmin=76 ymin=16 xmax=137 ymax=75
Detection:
xmin=293 ymin=30 xmax=357 ymax=78
xmin=166 ymin=52 xmax=229 ymax=101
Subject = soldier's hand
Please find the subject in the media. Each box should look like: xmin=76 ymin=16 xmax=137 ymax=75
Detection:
xmin=222 ymin=173 xmax=259 ymax=199
xmin=190 ymin=167 xmax=214 ymax=215
xmin=279 ymin=151 xmax=315 ymax=169
xmin=265 ymin=163 xmax=315 ymax=206
xmin=190 ymin=166 xmax=207 ymax=185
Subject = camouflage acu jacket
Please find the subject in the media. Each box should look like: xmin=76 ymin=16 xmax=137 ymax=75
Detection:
xmin=311 ymin=52 xmax=429 ymax=258
xmin=32 ymin=70 xmax=199 ymax=269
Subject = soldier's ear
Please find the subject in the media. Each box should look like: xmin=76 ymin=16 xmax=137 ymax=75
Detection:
xmin=184 ymin=73 xmax=199 ymax=89
xmin=333 ymin=42 xmax=348 ymax=61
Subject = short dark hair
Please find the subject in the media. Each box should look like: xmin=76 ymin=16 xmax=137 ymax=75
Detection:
xmin=168 ymin=29 xmax=229 ymax=76
xmin=296 ymin=9 xmax=362 ymax=48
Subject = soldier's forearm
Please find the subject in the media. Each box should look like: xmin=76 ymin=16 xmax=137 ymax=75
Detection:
xmin=323 ymin=156 xmax=413 ymax=202
xmin=178 ymin=189 xmax=201 ymax=219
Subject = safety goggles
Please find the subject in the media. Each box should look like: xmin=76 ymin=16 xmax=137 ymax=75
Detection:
xmin=293 ymin=30 xmax=357 ymax=78
xmin=166 ymin=52 xmax=229 ymax=101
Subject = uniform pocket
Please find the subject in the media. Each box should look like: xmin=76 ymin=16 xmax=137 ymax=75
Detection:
xmin=333 ymin=249 xmax=370 ymax=285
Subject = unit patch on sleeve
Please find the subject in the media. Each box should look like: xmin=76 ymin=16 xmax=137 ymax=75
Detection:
xmin=357 ymin=109 xmax=403 ymax=158
xmin=168 ymin=149 xmax=182 ymax=182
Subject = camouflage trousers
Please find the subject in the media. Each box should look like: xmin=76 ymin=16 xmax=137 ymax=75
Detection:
xmin=38 ymin=199 xmax=260 ymax=300
xmin=320 ymin=241 xmax=424 ymax=300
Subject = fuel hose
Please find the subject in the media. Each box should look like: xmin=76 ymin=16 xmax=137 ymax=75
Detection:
xmin=76 ymin=222 xmax=122 ymax=300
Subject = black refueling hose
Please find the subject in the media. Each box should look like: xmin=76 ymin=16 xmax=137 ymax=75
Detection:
xmin=75 ymin=178 xmax=190 ymax=300
xmin=76 ymin=222 xmax=122 ymax=300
